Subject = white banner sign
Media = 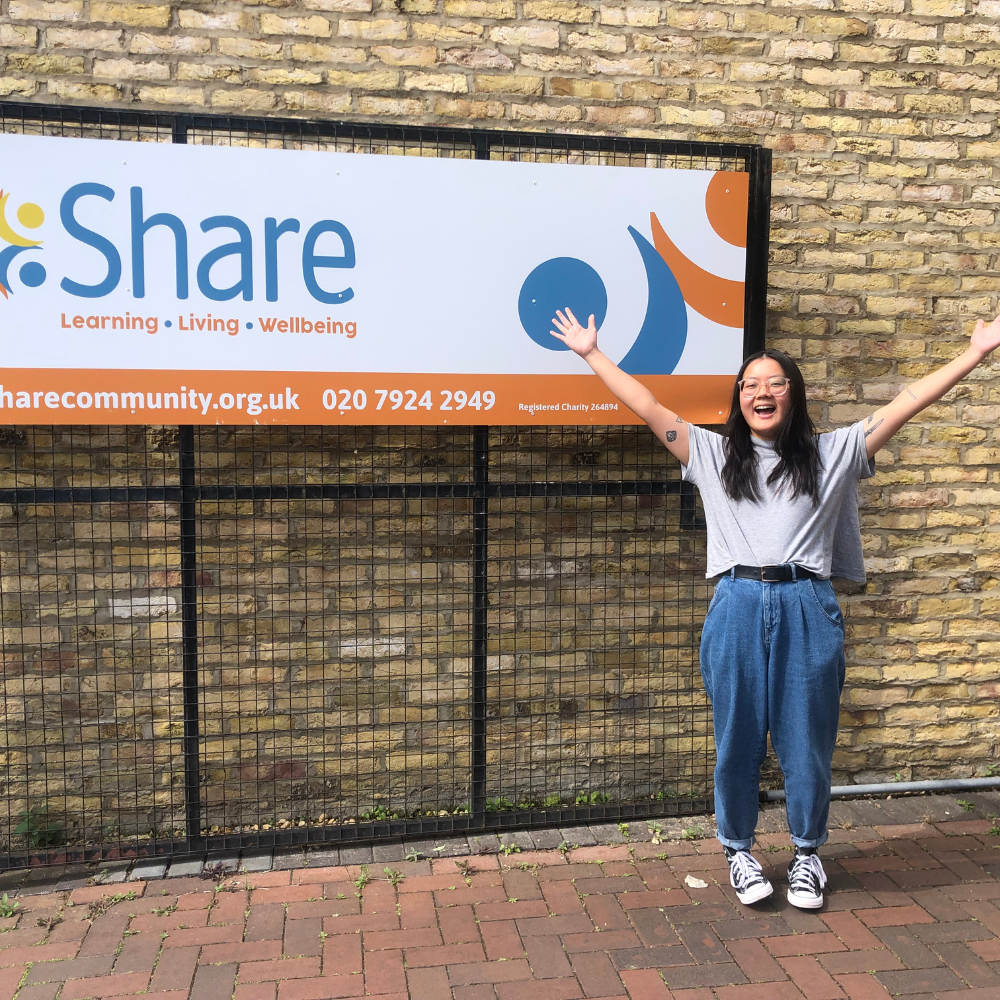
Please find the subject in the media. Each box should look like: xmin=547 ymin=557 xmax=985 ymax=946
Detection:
xmin=0 ymin=133 xmax=750 ymax=424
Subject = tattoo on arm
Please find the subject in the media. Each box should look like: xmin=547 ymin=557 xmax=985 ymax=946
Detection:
xmin=675 ymin=416 xmax=684 ymax=424
xmin=905 ymin=387 xmax=917 ymax=401
xmin=863 ymin=417 xmax=883 ymax=439
xmin=665 ymin=430 xmax=677 ymax=442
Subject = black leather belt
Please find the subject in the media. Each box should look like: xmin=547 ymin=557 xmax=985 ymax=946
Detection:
xmin=731 ymin=564 xmax=818 ymax=582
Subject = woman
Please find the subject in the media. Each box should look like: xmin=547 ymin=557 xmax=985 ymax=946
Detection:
xmin=551 ymin=307 xmax=1000 ymax=909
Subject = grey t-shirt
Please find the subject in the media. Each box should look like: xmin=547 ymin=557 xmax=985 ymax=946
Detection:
xmin=681 ymin=421 xmax=875 ymax=581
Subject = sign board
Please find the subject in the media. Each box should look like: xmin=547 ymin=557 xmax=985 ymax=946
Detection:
xmin=0 ymin=132 xmax=761 ymax=425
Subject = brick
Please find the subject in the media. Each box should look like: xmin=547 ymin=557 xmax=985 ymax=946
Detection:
xmin=571 ymin=952 xmax=625 ymax=996
xmin=191 ymin=964 xmax=237 ymax=1000
xmin=726 ymin=939 xmax=788 ymax=983
xmin=91 ymin=1 xmax=169 ymax=26
xmin=762 ymin=934 xmax=846 ymax=957
xmin=61 ymin=973 xmax=151 ymax=1000
xmin=448 ymin=960 xmax=533 ymax=985
xmin=854 ymin=905 xmax=935 ymax=927
xmin=620 ymin=969 xmax=672 ymax=999
xmin=9 ymin=0 xmax=82 ymax=19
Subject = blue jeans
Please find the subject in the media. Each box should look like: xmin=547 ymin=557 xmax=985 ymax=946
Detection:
xmin=699 ymin=574 xmax=846 ymax=851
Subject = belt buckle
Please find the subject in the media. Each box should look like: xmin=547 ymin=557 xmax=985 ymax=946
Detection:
xmin=760 ymin=565 xmax=783 ymax=583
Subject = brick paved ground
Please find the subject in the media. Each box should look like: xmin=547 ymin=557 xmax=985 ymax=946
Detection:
xmin=0 ymin=793 xmax=997 ymax=999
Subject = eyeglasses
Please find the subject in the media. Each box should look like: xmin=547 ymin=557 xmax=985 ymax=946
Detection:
xmin=738 ymin=377 xmax=790 ymax=398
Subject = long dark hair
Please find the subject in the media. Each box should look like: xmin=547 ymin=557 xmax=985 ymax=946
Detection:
xmin=721 ymin=349 xmax=820 ymax=504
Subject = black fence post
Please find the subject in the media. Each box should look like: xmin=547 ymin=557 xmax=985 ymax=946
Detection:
xmin=178 ymin=426 xmax=202 ymax=850
xmin=471 ymin=427 xmax=489 ymax=828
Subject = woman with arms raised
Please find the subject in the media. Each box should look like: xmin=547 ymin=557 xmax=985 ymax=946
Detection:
xmin=551 ymin=307 xmax=1000 ymax=909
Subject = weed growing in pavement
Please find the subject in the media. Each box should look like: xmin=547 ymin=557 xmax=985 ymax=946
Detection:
xmin=648 ymin=822 xmax=664 ymax=845
xmin=87 ymin=892 xmax=137 ymax=920
xmin=200 ymin=862 xmax=229 ymax=882
xmin=151 ymin=904 xmax=177 ymax=916
xmin=405 ymin=848 xmax=422 ymax=863
xmin=499 ymin=843 xmax=521 ymax=856
xmin=0 ymin=895 xmax=19 ymax=919
xmin=681 ymin=825 xmax=706 ymax=841
xmin=36 ymin=915 xmax=61 ymax=930
xmin=353 ymin=865 xmax=371 ymax=897
xmin=957 ymin=799 xmax=976 ymax=812
xmin=383 ymin=868 xmax=404 ymax=887
xmin=618 ymin=822 xmax=630 ymax=841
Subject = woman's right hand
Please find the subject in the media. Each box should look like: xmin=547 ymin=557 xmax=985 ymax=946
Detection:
xmin=550 ymin=307 xmax=598 ymax=360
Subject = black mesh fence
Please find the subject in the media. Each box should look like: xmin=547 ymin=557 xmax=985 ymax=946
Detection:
xmin=0 ymin=102 xmax=769 ymax=866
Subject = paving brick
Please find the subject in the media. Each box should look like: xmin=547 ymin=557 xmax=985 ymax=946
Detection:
xmin=496 ymin=980 xmax=585 ymax=1000
xmin=363 ymin=948 xmax=406 ymax=993
xmin=610 ymin=944 xmax=691 ymax=971
xmin=149 ymin=945 xmax=198 ymax=992
xmin=60 ymin=972 xmax=151 ymax=999
xmin=819 ymin=912 xmax=883 ymax=951
xmin=619 ymin=968 xmax=673 ymax=999
xmin=830 ymin=975 xmax=892 ymax=1000
xmin=775 ymin=956 xmax=842 ymax=1000
xmin=24 ymin=956 xmax=113 ymax=984
xmin=761 ymin=934 xmax=846 ymax=957
xmin=871 ymin=926 xmax=943 ymax=969
xmin=235 ymin=986 xmax=277 ymax=1000
xmin=112 ymin=929 xmax=161 ymax=974
xmin=406 ymin=966 xmax=452 ymax=999
xmin=969 ymin=936 xmax=1000 ymax=961
xmin=661 ymin=963 xmax=747 ymax=989
xmin=564 ymin=930 xmax=642 ymax=953
xmin=874 ymin=966 xmax=965 ymax=993
xmin=277 ymin=977 xmax=365 ymax=999
xmin=713 ymin=985 xmax=808 ymax=1000
xmin=571 ymin=951 xmax=626 ymax=997
xmin=675 ymin=924 xmax=732 ymax=964
xmin=726 ymin=938 xmax=788 ymax=982
xmin=403 ymin=942 xmax=486 ymax=967
xmin=481 ymin=919 xmax=524 ymax=961
xmin=929 ymin=940 xmax=1000 ymax=987
xmin=323 ymin=931 xmax=362 ymax=975
xmin=448 ymin=959 xmax=533 ymax=985
xmin=816 ymin=950 xmax=903 ymax=975
xmin=239 ymin=957 xmax=322 ymax=982
xmin=626 ymin=909 xmax=680 ymax=949
xmin=527 ymin=935 xmax=574 ymax=978
xmin=190 ymin=962 xmax=237 ymax=1000
xmin=853 ymin=906 xmax=934 ymax=928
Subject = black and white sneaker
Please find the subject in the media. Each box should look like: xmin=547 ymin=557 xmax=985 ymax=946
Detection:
xmin=724 ymin=847 xmax=773 ymax=905
xmin=787 ymin=848 xmax=827 ymax=909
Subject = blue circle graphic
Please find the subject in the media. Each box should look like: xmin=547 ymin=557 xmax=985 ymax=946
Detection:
xmin=18 ymin=261 xmax=45 ymax=288
xmin=518 ymin=257 xmax=608 ymax=352
xmin=246 ymin=322 xmax=253 ymax=330
xmin=165 ymin=320 xmax=172 ymax=328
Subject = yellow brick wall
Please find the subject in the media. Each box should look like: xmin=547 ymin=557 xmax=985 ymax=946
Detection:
xmin=1 ymin=0 xmax=999 ymax=791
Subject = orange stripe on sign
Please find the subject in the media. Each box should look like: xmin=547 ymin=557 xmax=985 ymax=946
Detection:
xmin=650 ymin=213 xmax=745 ymax=329
xmin=0 ymin=370 xmax=736 ymax=426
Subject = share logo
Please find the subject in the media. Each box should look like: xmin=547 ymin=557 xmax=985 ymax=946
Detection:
xmin=517 ymin=172 xmax=748 ymax=376
xmin=0 ymin=189 xmax=45 ymax=299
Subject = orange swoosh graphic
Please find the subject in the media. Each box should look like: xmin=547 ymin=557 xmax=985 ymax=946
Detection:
xmin=706 ymin=171 xmax=749 ymax=248
xmin=650 ymin=212 xmax=744 ymax=329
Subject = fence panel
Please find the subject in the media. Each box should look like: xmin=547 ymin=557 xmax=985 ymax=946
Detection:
xmin=0 ymin=103 xmax=763 ymax=864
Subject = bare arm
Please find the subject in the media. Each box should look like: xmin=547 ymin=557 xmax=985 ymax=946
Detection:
xmin=863 ymin=314 xmax=1000 ymax=458
xmin=550 ymin=308 xmax=690 ymax=464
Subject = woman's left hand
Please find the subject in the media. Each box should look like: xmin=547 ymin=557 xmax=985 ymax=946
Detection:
xmin=971 ymin=313 xmax=1000 ymax=361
